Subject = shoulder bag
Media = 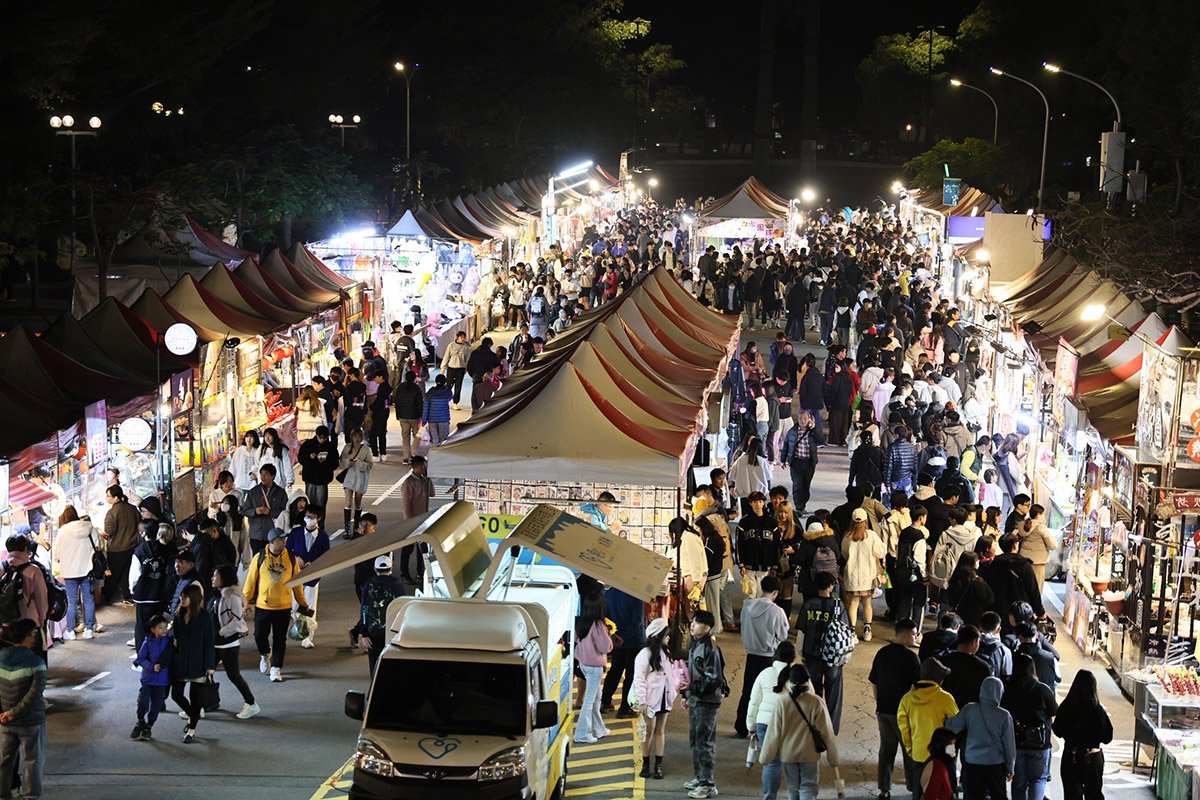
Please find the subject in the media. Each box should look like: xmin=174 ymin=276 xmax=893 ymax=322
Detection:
xmin=88 ymin=533 xmax=109 ymax=583
xmin=789 ymin=695 xmax=828 ymax=753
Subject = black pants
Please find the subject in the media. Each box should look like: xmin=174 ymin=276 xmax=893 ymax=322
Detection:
xmin=828 ymin=410 xmax=850 ymax=445
xmin=366 ymin=631 xmax=386 ymax=676
xmin=103 ymin=547 xmax=135 ymax=603
xmin=962 ymin=762 xmax=1008 ymax=800
xmin=790 ymin=459 xmax=816 ymax=512
xmin=400 ymin=543 xmax=425 ymax=581
xmin=171 ymin=680 xmax=201 ymax=728
xmin=217 ymin=646 xmax=254 ymax=704
xmin=446 ymin=367 xmax=466 ymax=404
xmin=249 ymin=538 xmax=266 ymax=556
xmin=254 ymin=608 xmax=291 ymax=668
xmin=735 ymin=653 xmax=773 ymax=736
xmin=368 ymin=427 xmax=388 ymax=457
xmin=1062 ymin=749 xmax=1104 ymax=800
xmin=134 ymin=602 xmax=165 ymax=651
xmin=601 ymin=649 xmax=637 ymax=710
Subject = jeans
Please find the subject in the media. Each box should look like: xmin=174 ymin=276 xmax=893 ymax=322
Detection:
xmin=428 ymin=422 xmax=450 ymax=446
xmin=807 ymin=656 xmax=843 ymax=734
xmin=304 ymin=482 xmax=329 ymax=511
xmin=877 ymin=712 xmax=917 ymax=793
xmin=736 ymin=653 xmax=774 ymax=736
xmin=782 ymin=761 xmax=819 ymax=800
xmin=1014 ymin=748 xmax=1051 ymax=800
xmin=688 ymin=701 xmax=719 ymax=785
xmin=819 ymin=314 xmax=833 ymax=344
xmin=137 ymin=684 xmax=167 ymax=728
xmin=703 ymin=574 xmax=727 ymax=633
xmin=0 ymin=723 xmax=44 ymax=800
xmin=1061 ymin=748 xmax=1104 ymax=800
xmin=64 ymin=576 xmax=96 ymax=630
xmin=254 ymin=608 xmax=291 ymax=668
xmin=757 ymin=722 xmax=783 ymax=799
xmin=720 ymin=575 xmax=735 ymax=626
xmin=217 ymin=646 xmax=254 ymax=704
xmin=446 ymin=367 xmax=466 ymax=404
xmin=575 ymin=664 xmax=607 ymax=742
xmin=601 ymin=648 xmax=637 ymax=711
xmin=790 ymin=459 xmax=816 ymax=511
xmin=962 ymin=762 xmax=1008 ymax=799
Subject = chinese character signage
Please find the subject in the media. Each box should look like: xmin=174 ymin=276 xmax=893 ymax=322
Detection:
xmin=943 ymin=178 xmax=962 ymax=206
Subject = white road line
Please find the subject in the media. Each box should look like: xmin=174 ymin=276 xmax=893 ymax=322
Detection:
xmin=371 ymin=475 xmax=408 ymax=507
xmin=72 ymin=671 xmax=110 ymax=691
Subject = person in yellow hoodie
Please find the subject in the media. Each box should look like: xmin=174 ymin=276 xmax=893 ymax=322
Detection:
xmin=898 ymin=658 xmax=959 ymax=796
xmin=243 ymin=528 xmax=310 ymax=683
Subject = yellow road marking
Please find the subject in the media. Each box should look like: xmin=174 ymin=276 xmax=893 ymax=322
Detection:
xmin=309 ymin=756 xmax=354 ymax=800
xmin=568 ymin=766 xmax=638 ymax=781
xmin=567 ymin=781 xmax=636 ymax=796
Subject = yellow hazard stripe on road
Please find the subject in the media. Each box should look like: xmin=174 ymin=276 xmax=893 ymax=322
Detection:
xmin=566 ymin=717 xmax=644 ymax=799
xmin=310 ymin=755 xmax=354 ymax=799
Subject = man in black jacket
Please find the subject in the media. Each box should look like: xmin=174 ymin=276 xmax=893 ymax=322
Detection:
xmin=919 ymin=612 xmax=962 ymax=663
xmin=392 ymin=371 xmax=425 ymax=465
xmin=466 ymin=337 xmax=501 ymax=382
xmin=298 ymin=426 xmax=339 ymax=510
xmin=939 ymin=626 xmax=992 ymax=707
xmin=923 ymin=484 xmax=958 ymax=552
xmin=982 ymin=534 xmax=1046 ymax=625
xmin=685 ymin=610 xmax=726 ymax=797
xmin=192 ymin=518 xmax=238 ymax=601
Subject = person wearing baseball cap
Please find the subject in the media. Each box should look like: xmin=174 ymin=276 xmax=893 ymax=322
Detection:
xmin=357 ymin=553 xmax=409 ymax=676
xmin=243 ymin=528 xmax=310 ymax=682
xmin=632 ymin=617 xmax=677 ymax=780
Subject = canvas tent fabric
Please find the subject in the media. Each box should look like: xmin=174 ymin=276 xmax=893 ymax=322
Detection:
xmin=261 ymin=249 xmax=341 ymax=304
xmin=386 ymin=210 xmax=427 ymax=238
xmin=433 ymin=268 xmax=738 ymax=487
xmin=700 ymin=177 xmax=790 ymax=220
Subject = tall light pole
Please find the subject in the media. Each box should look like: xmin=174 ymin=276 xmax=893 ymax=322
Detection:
xmin=393 ymin=61 xmax=420 ymax=161
xmin=647 ymin=177 xmax=659 ymax=203
xmin=990 ymin=67 xmax=1050 ymax=213
xmin=327 ymin=113 xmax=362 ymax=148
xmin=545 ymin=160 xmax=592 ymax=248
xmin=949 ymin=78 xmax=999 ymax=146
xmin=1043 ymin=62 xmax=1125 ymax=204
xmin=49 ymin=114 xmax=101 ymax=272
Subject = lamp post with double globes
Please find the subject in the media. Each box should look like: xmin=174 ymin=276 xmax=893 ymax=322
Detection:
xmin=50 ymin=114 xmax=102 ymax=272
xmin=328 ymin=114 xmax=362 ymax=148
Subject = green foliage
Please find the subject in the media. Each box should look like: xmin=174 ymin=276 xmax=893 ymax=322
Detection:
xmin=856 ymin=29 xmax=955 ymax=135
xmin=902 ymin=137 xmax=1026 ymax=207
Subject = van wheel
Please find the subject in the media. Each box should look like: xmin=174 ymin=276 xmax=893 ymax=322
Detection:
xmin=550 ymin=745 xmax=568 ymax=800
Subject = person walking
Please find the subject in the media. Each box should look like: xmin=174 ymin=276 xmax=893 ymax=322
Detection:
xmin=101 ymin=485 xmax=141 ymax=605
xmin=422 ymin=374 xmax=453 ymax=445
xmin=841 ymin=508 xmax=886 ymax=641
xmin=128 ymin=523 xmax=175 ymax=651
xmin=573 ymin=590 xmax=613 ymax=745
xmin=944 ymin=553 xmax=993 ymax=629
xmin=894 ymin=505 xmax=930 ymax=634
xmin=1017 ymin=505 xmax=1057 ymax=594
xmin=797 ymin=572 xmax=847 ymax=733
xmin=947 ymin=676 xmax=1015 ymax=799
xmin=53 ymin=506 xmax=99 ymax=640
xmin=131 ymin=614 xmax=172 ymax=741
xmin=758 ymin=663 xmax=841 ymax=800
xmin=247 ymin=465 xmax=288 ymax=557
xmin=684 ymin=610 xmax=726 ymax=799
xmin=209 ymin=565 xmax=259 ymax=720
xmin=870 ymin=619 xmax=922 ymax=800
xmin=297 ymin=426 xmax=338 ymax=511
xmin=781 ymin=411 xmax=825 ymax=514
xmin=1003 ymin=653 xmax=1058 ymax=800
xmin=257 ymin=427 xmax=295 ymax=491
xmin=439 ymin=330 xmax=471 ymax=408
xmin=170 ymin=583 xmax=216 ymax=744
xmin=918 ymin=727 xmax=959 ymax=800
xmin=0 ymin=620 xmax=47 ymax=798
xmin=243 ymin=529 xmax=311 ymax=683
xmin=696 ymin=514 xmax=729 ymax=637
xmin=601 ymin=587 xmax=646 ymax=718
xmin=632 ymin=618 xmax=679 ymax=781
xmin=736 ymin=492 xmax=779 ymax=599
xmin=399 ymin=456 xmax=434 ymax=583
xmin=358 ymin=556 xmax=409 ymax=675
xmin=285 ymin=505 xmax=330 ymax=649
xmin=392 ymin=371 xmax=425 ymax=464
xmin=747 ymin=641 xmax=796 ymax=800
xmin=940 ymin=626 xmax=993 ymax=708
xmin=897 ymin=659 xmax=960 ymax=798
xmin=1052 ymin=669 xmax=1113 ymax=800
xmin=367 ymin=371 xmax=392 ymax=461
xmin=338 ymin=428 xmax=373 ymax=535
xmin=735 ymin=575 xmax=790 ymax=738
xmin=981 ymin=534 xmax=1045 ymax=623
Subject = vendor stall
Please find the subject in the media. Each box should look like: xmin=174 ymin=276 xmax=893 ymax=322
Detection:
xmin=692 ymin=178 xmax=790 ymax=256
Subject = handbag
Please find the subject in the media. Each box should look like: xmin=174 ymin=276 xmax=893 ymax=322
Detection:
xmin=335 ymin=444 xmax=364 ymax=484
xmin=790 ymin=695 xmax=828 ymax=753
xmin=88 ymin=534 xmax=108 ymax=583
xmin=193 ymin=677 xmax=221 ymax=712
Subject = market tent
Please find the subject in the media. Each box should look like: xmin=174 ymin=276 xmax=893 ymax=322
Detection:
xmin=131 ymin=288 xmax=220 ymax=341
xmin=162 ymin=276 xmax=280 ymax=340
xmin=185 ymin=214 xmax=257 ymax=264
xmin=287 ymin=245 xmax=354 ymax=291
xmin=0 ymin=325 xmax=152 ymax=406
xmin=199 ymin=262 xmax=309 ymax=325
xmin=386 ymin=210 xmax=427 ymax=238
xmin=0 ymin=377 xmax=81 ymax=455
xmin=234 ymin=257 xmax=327 ymax=316
xmin=261 ymin=249 xmax=341 ymax=304
xmin=77 ymin=297 xmax=195 ymax=380
xmin=700 ymin=177 xmax=790 ymax=220
xmin=40 ymin=314 xmax=157 ymax=388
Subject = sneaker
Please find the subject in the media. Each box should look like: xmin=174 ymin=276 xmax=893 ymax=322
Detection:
xmin=83 ymin=628 xmax=95 ymax=640
xmin=62 ymin=630 xmax=75 ymax=641
xmin=687 ymin=785 xmax=718 ymax=799
xmin=269 ymin=667 xmax=283 ymax=682
xmin=130 ymin=724 xmax=144 ymax=739
xmin=74 ymin=623 xmax=86 ymax=634
xmin=236 ymin=702 xmax=261 ymax=720
xmin=127 ymin=638 xmax=136 ymax=648
xmin=878 ymin=792 xmax=891 ymax=800
xmin=178 ymin=709 xmax=206 ymax=720
xmin=600 ymin=703 xmax=615 ymax=713
xmin=300 ymin=638 xmax=314 ymax=649
xmin=348 ymin=629 xmax=360 ymax=649
xmin=138 ymin=727 xmax=152 ymax=741
xmin=182 ymin=728 xmax=196 ymax=744
xmin=863 ymin=623 xmax=873 ymax=642
xmin=573 ymin=735 xmax=598 ymax=745
xmin=94 ymin=622 xmax=105 ymax=632
xmin=259 ymin=656 xmax=269 ymax=674
xmin=684 ymin=779 xmax=702 ymax=790
xmin=131 ymin=664 xmax=142 ymax=672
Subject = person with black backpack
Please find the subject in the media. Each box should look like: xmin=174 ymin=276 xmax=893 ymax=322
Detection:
xmin=129 ymin=522 xmax=176 ymax=652
xmin=1002 ymin=653 xmax=1058 ymax=800
xmin=895 ymin=505 xmax=931 ymax=636
xmin=0 ymin=536 xmax=50 ymax=661
xmin=356 ymin=556 xmax=409 ymax=676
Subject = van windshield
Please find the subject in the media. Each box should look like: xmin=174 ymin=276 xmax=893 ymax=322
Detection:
xmin=367 ymin=660 xmax=527 ymax=737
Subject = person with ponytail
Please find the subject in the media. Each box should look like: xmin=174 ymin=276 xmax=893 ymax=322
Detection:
xmin=759 ymin=663 xmax=840 ymax=799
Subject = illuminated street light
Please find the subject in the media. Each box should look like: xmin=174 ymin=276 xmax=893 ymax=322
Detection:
xmin=975 ymin=248 xmax=990 ymax=264
xmin=800 ymin=187 xmax=817 ymax=203
xmin=545 ymin=160 xmax=594 ymax=245
xmin=328 ymin=113 xmax=362 ymax=147
xmin=1043 ymin=61 xmax=1124 ymax=203
xmin=891 ymin=181 xmax=905 ymax=194
xmin=393 ymin=61 xmax=421 ymax=161
xmin=1081 ymin=303 xmax=1107 ymax=322
xmin=588 ymin=179 xmax=600 ymax=191
xmin=990 ymin=67 xmax=1049 ymax=212
xmin=949 ymin=78 xmax=998 ymax=146
xmin=49 ymin=113 xmax=101 ymax=273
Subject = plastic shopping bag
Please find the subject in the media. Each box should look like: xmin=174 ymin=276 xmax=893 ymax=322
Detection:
xmin=288 ymin=615 xmax=313 ymax=641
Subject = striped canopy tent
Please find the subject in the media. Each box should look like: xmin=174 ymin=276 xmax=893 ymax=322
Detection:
xmin=699 ymin=177 xmax=790 ymax=220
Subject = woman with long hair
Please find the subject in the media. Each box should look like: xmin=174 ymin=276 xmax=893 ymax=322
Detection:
xmin=982 ymin=506 xmax=1001 ymax=540
xmin=210 ymin=564 xmax=258 ymax=720
xmin=230 ymin=430 xmax=261 ymax=492
xmin=1051 ymin=670 xmax=1112 ymax=800
xmin=730 ymin=436 xmax=772 ymax=510
xmin=171 ymin=582 xmax=216 ymax=743
xmin=774 ymin=502 xmax=799 ymax=617
xmin=295 ymin=384 xmax=324 ymax=441
xmin=1002 ymin=654 xmax=1058 ymax=800
xmin=920 ymin=727 xmax=958 ymax=800
xmin=841 ymin=510 xmax=885 ymax=640
xmin=758 ymin=663 xmax=840 ymax=798
xmin=740 ymin=341 xmax=766 ymax=386
xmin=574 ymin=590 xmax=612 ymax=744
xmin=339 ymin=427 xmax=373 ymax=532
xmin=632 ymin=618 xmax=678 ymax=780
xmin=944 ymin=552 xmax=994 ymax=628
xmin=257 ymin=427 xmax=294 ymax=489
xmin=53 ymin=505 xmax=100 ymax=640
xmin=1019 ymin=504 xmax=1057 ymax=593
xmin=747 ymin=641 xmax=796 ymax=799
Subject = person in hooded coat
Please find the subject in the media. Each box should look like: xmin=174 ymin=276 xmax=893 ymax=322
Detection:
xmin=947 ymin=676 xmax=1016 ymax=800
xmin=1002 ymin=654 xmax=1058 ymax=800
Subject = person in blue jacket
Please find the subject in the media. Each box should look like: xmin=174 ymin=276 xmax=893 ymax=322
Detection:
xmin=132 ymin=614 xmax=173 ymax=741
xmin=601 ymin=587 xmax=646 ymax=718
xmin=285 ymin=503 xmax=331 ymax=649
xmin=947 ymin=676 xmax=1016 ymax=799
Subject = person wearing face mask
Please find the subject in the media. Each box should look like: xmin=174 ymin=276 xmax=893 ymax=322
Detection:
xmin=243 ymin=529 xmax=311 ymax=682
xmin=920 ymin=727 xmax=959 ymax=800
xmin=207 ymin=471 xmax=245 ymax=567
xmin=285 ymin=505 xmax=330 ymax=650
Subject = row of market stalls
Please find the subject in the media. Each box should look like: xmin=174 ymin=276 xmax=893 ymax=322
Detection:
xmin=1 ymin=244 xmax=364 ymax=538
xmin=432 ymin=265 xmax=740 ymax=554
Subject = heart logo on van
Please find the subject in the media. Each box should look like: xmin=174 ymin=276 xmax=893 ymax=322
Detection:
xmin=418 ymin=737 xmax=460 ymax=760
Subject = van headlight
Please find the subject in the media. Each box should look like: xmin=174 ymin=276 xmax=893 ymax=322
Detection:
xmin=356 ymin=739 xmax=394 ymax=778
xmin=478 ymin=746 xmax=526 ymax=781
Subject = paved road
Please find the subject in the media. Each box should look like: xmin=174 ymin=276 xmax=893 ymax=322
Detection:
xmin=43 ymin=326 xmax=1153 ymax=800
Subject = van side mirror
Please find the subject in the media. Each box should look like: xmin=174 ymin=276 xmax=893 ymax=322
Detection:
xmin=534 ymin=700 xmax=558 ymax=729
xmin=345 ymin=690 xmax=366 ymax=721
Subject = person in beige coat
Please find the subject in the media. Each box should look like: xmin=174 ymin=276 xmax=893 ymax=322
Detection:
xmin=1018 ymin=504 xmax=1057 ymax=593
xmin=759 ymin=663 xmax=840 ymax=797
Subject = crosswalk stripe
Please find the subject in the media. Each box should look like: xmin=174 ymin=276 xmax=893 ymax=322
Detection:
xmin=566 ymin=781 xmax=635 ymax=797
xmin=565 ymin=711 xmax=643 ymax=799
xmin=569 ymin=766 xmax=635 ymax=782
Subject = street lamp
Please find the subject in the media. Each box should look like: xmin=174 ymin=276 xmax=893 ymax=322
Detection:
xmin=949 ymin=78 xmax=999 ymax=146
xmin=1043 ymin=61 xmax=1125 ymax=202
xmin=800 ymin=187 xmax=817 ymax=204
xmin=545 ymin=160 xmax=593 ymax=246
xmin=990 ymin=67 xmax=1050 ymax=213
xmin=50 ymin=113 xmax=102 ymax=273
xmin=648 ymin=177 xmax=658 ymax=201
xmin=328 ymin=113 xmax=362 ymax=147
xmin=393 ymin=61 xmax=420 ymax=161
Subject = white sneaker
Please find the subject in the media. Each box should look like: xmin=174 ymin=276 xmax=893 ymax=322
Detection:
xmin=269 ymin=667 xmax=283 ymax=682
xmin=62 ymin=631 xmax=75 ymax=641
xmin=94 ymin=622 xmax=105 ymax=633
xmin=259 ymin=656 xmax=269 ymax=674
xmin=863 ymin=623 xmax=873 ymax=642
xmin=131 ymin=664 xmax=142 ymax=672
xmin=126 ymin=638 xmax=136 ymax=647
xmin=178 ymin=709 xmax=206 ymax=719
xmin=83 ymin=628 xmax=95 ymax=640
xmin=300 ymin=638 xmax=314 ymax=649
xmin=74 ymin=623 xmax=85 ymax=634
xmin=236 ymin=702 xmax=261 ymax=720
xmin=380 ymin=454 xmax=389 ymax=462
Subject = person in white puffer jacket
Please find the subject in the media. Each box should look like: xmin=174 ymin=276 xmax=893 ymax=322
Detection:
xmin=53 ymin=505 xmax=101 ymax=640
xmin=746 ymin=641 xmax=797 ymax=800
